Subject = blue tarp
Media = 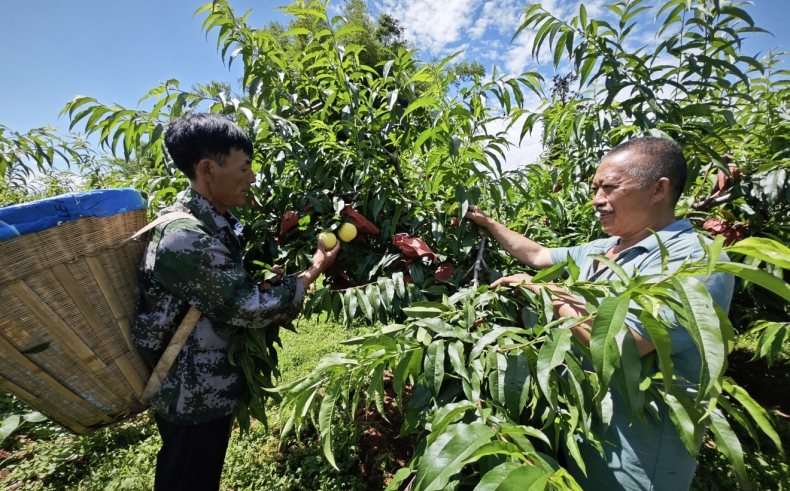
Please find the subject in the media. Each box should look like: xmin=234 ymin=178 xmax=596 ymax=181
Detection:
xmin=0 ymin=189 xmax=146 ymax=241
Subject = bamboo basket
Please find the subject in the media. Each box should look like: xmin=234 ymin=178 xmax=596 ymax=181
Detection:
xmin=0 ymin=209 xmax=152 ymax=434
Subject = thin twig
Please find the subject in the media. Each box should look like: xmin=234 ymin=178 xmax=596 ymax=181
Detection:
xmin=370 ymin=137 xmax=405 ymax=181
xmin=463 ymin=235 xmax=488 ymax=287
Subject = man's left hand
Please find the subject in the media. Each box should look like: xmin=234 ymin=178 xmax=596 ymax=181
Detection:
xmin=491 ymin=273 xmax=536 ymax=291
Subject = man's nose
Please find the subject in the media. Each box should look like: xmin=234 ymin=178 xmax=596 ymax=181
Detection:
xmin=592 ymin=189 xmax=606 ymax=206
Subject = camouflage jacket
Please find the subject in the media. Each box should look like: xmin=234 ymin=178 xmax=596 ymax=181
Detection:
xmin=132 ymin=188 xmax=305 ymax=425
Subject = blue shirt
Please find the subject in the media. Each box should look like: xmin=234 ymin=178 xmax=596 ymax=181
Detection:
xmin=548 ymin=219 xmax=734 ymax=491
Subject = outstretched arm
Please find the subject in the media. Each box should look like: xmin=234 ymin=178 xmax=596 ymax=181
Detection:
xmin=495 ymin=275 xmax=656 ymax=358
xmin=465 ymin=206 xmax=554 ymax=270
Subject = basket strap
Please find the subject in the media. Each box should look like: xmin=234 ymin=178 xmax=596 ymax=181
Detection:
xmin=139 ymin=306 xmax=202 ymax=406
xmin=116 ymin=211 xmax=199 ymax=249
xmin=119 ymin=210 xmax=205 ymax=406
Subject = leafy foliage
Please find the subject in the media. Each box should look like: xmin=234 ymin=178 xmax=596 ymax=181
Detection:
xmin=2 ymin=0 xmax=790 ymax=488
xmin=280 ymin=236 xmax=789 ymax=488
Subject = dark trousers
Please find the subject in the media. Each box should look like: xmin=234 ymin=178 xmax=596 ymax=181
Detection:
xmin=154 ymin=412 xmax=234 ymax=491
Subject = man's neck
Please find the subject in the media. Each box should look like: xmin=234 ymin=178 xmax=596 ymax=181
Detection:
xmin=615 ymin=214 xmax=678 ymax=252
xmin=189 ymin=183 xmax=228 ymax=215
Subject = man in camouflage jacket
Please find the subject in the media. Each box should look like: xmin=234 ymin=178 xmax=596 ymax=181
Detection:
xmin=132 ymin=113 xmax=338 ymax=491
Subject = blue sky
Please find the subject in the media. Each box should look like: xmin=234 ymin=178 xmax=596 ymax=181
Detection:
xmin=2 ymin=0 xmax=788 ymax=168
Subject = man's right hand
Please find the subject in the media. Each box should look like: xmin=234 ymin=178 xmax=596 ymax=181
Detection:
xmin=313 ymin=236 xmax=340 ymax=272
xmin=465 ymin=205 xmax=490 ymax=227
xmin=297 ymin=237 xmax=340 ymax=290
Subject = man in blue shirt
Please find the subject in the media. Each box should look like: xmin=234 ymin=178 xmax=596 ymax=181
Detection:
xmin=466 ymin=136 xmax=734 ymax=490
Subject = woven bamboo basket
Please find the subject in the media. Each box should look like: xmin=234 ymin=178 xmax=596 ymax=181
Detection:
xmin=0 ymin=209 xmax=152 ymax=434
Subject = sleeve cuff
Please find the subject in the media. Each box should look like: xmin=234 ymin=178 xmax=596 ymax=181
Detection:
xmin=292 ymin=277 xmax=306 ymax=307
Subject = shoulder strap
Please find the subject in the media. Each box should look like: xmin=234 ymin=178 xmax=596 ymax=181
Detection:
xmin=116 ymin=211 xmax=199 ymax=249
xmin=139 ymin=306 xmax=202 ymax=406
xmin=118 ymin=210 xmax=205 ymax=406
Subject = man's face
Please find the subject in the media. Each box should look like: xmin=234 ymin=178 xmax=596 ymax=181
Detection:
xmin=208 ymin=149 xmax=255 ymax=213
xmin=591 ymin=151 xmax=658 ymax=238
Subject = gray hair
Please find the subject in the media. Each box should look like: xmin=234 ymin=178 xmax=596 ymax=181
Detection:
xmin=605 ymin=136 xmax=688 ymax=205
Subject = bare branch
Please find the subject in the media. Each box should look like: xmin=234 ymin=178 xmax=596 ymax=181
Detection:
xmin=692 ymin=192 xmax=736 ymax=211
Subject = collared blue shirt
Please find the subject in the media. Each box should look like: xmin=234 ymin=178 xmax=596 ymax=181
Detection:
xmin=547 ymin=219 xmax=734 ymax=491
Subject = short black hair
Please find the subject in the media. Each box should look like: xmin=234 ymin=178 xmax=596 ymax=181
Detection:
xmin=605 ymin=136 xmax=688 ymax=206
xmin=163 ymin=113 xmax=253 ymax=180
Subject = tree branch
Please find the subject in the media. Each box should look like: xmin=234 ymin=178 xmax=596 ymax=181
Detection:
xmin=463 ymin=235 xmax=489 ymax=287
xmin=692 ymin=192 xmax=736 ymax=211
xmin=368 ymin=135 xmax=405 ymax=181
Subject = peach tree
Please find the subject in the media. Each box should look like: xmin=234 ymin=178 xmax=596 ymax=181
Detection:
xmin=39 ymin=0 xmax=790 ymax=487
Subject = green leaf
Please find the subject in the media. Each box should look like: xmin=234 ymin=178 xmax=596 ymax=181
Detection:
xmin=382 ymin=59 xmax=395 ymax=81
xmin=705 ymin=235 xmax=726 ymax=278
xmin=664 ymin=387 xmax=705 ymax=456
xmin=466 ymin=440 xmax=528 ymax=463
xmin=488 ymin=351 xmax=507 ymax=406
xmin=427 ymin=401 xmax=477 ymax=446
xmin=588 ymin=254 xmax=630 ymax=283
xmin=639 ymin=311 xmax=673 ymax=395
xmin=749 ymin=321 xmax=790 ymax=365
xmin=475 ymin=461 xmax=549 ymax=490
xmin=726 ymin=237 xmax=790 ymax=271
xmin=319 ymin=381 xmax=344 ymax=469
xmin=23 ymin=412 xmax=47 ymax=423
xmin=393 ymin=272 xmax=407 ymax=298
xmin=469 ymin=326 xmax=522 ymax=361
xmin=402 ymin=97 xmax=438 ymax=119
xmin=386 ymin=468 xmax=414 ymax=491
xmin=589 ymin=295 xmax=630 ymax=401
xmin=357 ymin=288 xmax=375 ymax=322
xmin=504 ymin=350 xmax=532 ymax=421
xmin=708 ymin=408 xmax=749 ymax=488
xmin=335 ymin=24 xmax=365 ymax=37
xmin=413 ymin=422 xmax=495 ymax=491
xmin=536 ymin=327 xmax=572 ymax=400
xmin=531 ymin=261 xmax=567 ymax=283
xmin=425 ymin=340 xmax=446 ymax=397
xmin=0 ymin=415 xmax=21 ymax=444
xmin=723 ymin=378 xmax=783 ymax=454
xmin=283 ymin=27 xmax=310 ymax=36
xmin=611 ymin=328 xmax=643 ymax=420
xmin=671 ymin=277 xmax=726 ymax=401
xmin=711 ymin=262 xmax=790 ymax=302
xmin=403 ymin=306 xmax=445 ymax=319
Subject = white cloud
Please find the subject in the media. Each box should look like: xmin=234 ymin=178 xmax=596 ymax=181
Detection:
xmin=377 ymin=0 xmax=482 ymax=55
xmin=483 ymin=116 xmax=545 ymax=172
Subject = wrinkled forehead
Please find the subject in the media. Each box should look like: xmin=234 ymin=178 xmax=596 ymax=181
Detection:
xmin=594 ymin=151 xmax=641 ymax=183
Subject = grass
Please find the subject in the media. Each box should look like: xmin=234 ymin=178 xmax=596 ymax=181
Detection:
xmin=1 ymin=319 xmax=788 ymax=490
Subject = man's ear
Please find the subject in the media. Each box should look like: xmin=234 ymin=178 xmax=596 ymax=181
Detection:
xmin=653 ymin=177 xmax=671 ymax=204
xmin=195 ymin=158 xmax=215 ymax=183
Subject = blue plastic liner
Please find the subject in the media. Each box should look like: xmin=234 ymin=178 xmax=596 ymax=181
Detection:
xmin=0 ymin=189 xmax=146 ymax=241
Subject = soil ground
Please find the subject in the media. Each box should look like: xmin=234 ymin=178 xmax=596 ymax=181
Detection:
xmin=353 ymin=372 xmax=417 ymax=490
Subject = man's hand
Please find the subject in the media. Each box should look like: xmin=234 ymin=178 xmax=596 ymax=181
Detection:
xmin=312 ymin=236 xmax=340 ymax=271
xmin=259 ymin=265 xmax=285 ymax=290
xmin=465 ymin=205 xmax=490 ymax=227
xmin=268 ymin=265 xmax=284 ymax=281
xmin=297 ymin=236 xmax=341 ymax=290
xmin=490 ymin=273 xmax=535 ymax=290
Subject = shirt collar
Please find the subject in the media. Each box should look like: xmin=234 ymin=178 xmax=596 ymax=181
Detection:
xmin=617 ymin=219 xmax=693 ymax=256
xmin=176 ymin=188 xmax=238 ymax=235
